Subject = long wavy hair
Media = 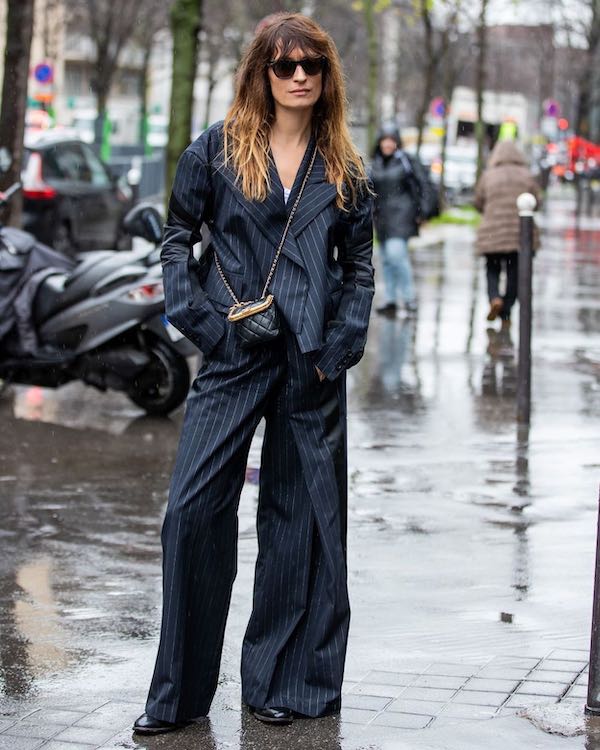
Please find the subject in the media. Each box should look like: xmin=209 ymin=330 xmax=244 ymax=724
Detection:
xmin=223 ymin=13 xmax=368 ymax=209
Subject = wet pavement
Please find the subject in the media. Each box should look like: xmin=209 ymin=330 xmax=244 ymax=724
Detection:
xmin=1 ymin=185 xmax=600 ymax=749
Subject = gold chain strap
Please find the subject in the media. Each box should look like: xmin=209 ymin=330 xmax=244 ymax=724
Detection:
xmin=214 ymin=146 xmax=318 ymax=306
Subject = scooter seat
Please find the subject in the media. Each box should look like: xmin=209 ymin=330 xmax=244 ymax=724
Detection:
xmin=32 ymin=251 xmax=118 ymax=323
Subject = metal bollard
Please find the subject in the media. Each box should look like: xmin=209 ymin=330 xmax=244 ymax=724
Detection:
xmin=586 ymin=487 xmax=600 ymax=715
xmin=516 ymin=193 xmax=536 ymax=424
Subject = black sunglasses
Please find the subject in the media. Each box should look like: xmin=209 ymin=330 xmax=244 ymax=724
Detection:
xmin=267 ymin=57 xmax=327 ymax=80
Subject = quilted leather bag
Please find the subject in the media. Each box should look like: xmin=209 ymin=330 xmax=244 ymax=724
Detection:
xmin=214 ymin=147 xmax=317 ymax=349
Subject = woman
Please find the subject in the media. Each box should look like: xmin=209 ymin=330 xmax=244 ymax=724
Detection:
xmin=474 ymin=141 xmax=540 ymax=324
xmin=133 ymin=13 xmax=374 ymax=734
xmin=370 ymin=123 xmax=432 ymax=317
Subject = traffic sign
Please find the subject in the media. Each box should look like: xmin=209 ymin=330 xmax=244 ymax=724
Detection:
xmin=33 ymin=62 xmax=53 ymax=84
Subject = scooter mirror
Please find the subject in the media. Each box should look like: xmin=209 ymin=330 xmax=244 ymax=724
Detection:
xmin=122 ymin=203 xmax=163 ymax=245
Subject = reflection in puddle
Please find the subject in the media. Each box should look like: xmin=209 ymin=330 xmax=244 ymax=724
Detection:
xmin=1 ymin=557 xmax=69 ymax=699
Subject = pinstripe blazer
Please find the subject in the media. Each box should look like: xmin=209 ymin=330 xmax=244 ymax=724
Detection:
xmin=161 ymin=121 xmax=374 ymax=380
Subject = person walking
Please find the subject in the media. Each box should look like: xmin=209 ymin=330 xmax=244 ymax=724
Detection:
xmin=133 ymin=13 xmax=374 ymax=735
xmin=474 ymin=141 xmax=540 ymax=325
xmin=370 ymin=123 xmax=435 ymax=317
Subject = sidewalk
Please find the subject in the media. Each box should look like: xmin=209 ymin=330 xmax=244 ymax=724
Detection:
xmin=1 ymin=188 xmax=599 ymax=749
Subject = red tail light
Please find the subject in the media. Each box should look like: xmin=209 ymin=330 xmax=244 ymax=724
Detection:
xmin=22 ymin=152 xmax=57 ymax=200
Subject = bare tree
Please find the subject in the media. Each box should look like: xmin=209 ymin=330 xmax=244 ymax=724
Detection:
xmin=67 ymin=0 xmax=147 ymax=151
xmin=0 ymin=0 xmax=35 ymax=226
xmin=131 ymin=0 xmax=173 ymax=151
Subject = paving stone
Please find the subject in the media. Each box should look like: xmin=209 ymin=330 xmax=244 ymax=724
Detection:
xmin=0 ymin=721 xmax=16 ymax=734
xmin=86 ymin=702 xmax=139 ymax=718
xmin=474 ymin=667 xmax=531 ymax=681
xmin=528 ymin=669 xmax=582 ymax=683
xmin=547 ymin=649 xmax=589 ymax=661
xmin=371 ymin=711 xmax=433 ymax=729
xmin=0 ymin=737 xmax=43 ymax=750
xmin=496 ymin=707 xmax=526 ymax=717
xmin=431 ymin=717 xmax=486 ymax=728
xmin=1 ymin=723 xmax=67 ymax=740
xmin=24 ymin=710 xmax=86 ymax=726
xmin=452 ymin=690 xmax=508 ymax=707
xmin=72 ymin=713 xmax=121 ymax=730
xmin=561 ymin=696 xmax=586 ymax=707
xmin=516 ymin=681 xmax=566 ymax=698
xmin=53 ymin=726 xmax=121 ymax=745
xmin=425 ymin=663 xmax=479 ymax=678
xmin=346 ymin=682 xmax=401 ymax=698
xmin=342 ymin=694 xmax=393 ymax=711
xmin=538 ymin=659 xmax=588 ymax=672
xmin=485 ymin=656 xmax=542 ymax=669
xmin=339 ymin=707 xmax=378 ymax=725
xmin=462 ymin=677 xmax=521 ymax=693
xmin=504 ymin=694 xmax=556 ymax=709
xmin=364 ymin=670 xmax=418 ymax=687
xmin=387 ymin=699 xmax=446 ymax=717
xmin=400 ymin=686 xmax=456 ymax=702
xmin=565 ymin=685 xmax=587 ymax=700
xmin=42 ymin=743 xmax=96 ymax=750
xmin=411 ymin=674 xmax=467 ymax=690
xmin=439 ymin=702 xmax=496 ymax=719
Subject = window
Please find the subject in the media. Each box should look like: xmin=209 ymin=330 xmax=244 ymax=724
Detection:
xmin=80 ymin=144 xmax=111 ymax=187
xmin=54 ymin=143 xmax=93 ymax=183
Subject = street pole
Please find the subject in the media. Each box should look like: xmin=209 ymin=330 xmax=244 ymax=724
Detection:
xmin=516 ymin=193 xmax=536 ymax=425
xmin=586 ymin=487 xmax=600 ymax=716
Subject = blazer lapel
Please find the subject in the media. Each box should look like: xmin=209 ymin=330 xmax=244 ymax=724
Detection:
xmin=215 ymin=158 xmax=307 ymax=270
xmin=213 ymin=137 xmax=336 ymax=271
xmin=290 ymin=152 xmax=338 ymax=238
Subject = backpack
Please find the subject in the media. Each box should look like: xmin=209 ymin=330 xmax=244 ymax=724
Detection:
xmin=397 ymin=151 xmax=440 ymax=221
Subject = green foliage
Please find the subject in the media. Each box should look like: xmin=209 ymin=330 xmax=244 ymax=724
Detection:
xmin=428 ymin=206 xmax=480 ymax=225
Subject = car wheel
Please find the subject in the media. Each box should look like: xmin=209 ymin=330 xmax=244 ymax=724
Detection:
xmin=53 ymin=221 xmax=76 ymax=257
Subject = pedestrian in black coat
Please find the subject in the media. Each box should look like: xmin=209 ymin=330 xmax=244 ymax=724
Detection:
xmin=370 ymin=123 xmax=433 ymax=317
xmin=133 ymin=12 xmax=374 ymax=736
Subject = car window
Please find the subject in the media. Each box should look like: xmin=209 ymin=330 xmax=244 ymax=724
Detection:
xmin=54 ymin=143 xmax=93 ymax=182
xmin=79 ymin=143 xmax=111 ymax=187
xmin=42 ymin=147 xmax=66 ymax=180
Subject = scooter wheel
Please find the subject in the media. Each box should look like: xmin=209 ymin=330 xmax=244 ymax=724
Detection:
xmin=127 ymin=340 xmax=190 ymax=416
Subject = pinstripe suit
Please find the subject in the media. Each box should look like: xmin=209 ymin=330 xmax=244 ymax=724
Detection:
xmin=145 ymin=122 xmax=374 ymax=721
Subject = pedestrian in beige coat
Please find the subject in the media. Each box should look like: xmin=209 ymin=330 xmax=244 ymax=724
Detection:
xmin=474 ymin=141 xmax=540 ymax=324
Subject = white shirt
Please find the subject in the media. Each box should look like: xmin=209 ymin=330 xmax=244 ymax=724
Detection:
xmin=283 ymin=187 xmax=291 ymax=204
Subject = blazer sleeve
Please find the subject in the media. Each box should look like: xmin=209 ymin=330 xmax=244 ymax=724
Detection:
xmin=161 ymin=142 xmax=225 ymax=355
xmin=313 ymin=185 xmax=375 ymax=381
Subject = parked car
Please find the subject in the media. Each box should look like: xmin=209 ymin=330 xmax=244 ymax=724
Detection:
xmin=21 ymin=131 xmax=134 ymax=255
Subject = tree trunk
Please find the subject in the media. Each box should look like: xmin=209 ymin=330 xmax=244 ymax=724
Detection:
xmin=0 ymin=0 xmax=35 ymax=226
xmin=415 ymin=1 xmax=434 ymax=155
xmin=166 ymin=0 xmax=202 ymax=199
xmin=475 ymin=0 xmax=488 ymax=180
xmin=364 ymin=0 xmax=378 ymax=152
xmin=203 ymin=52 xmax=217 ymax=130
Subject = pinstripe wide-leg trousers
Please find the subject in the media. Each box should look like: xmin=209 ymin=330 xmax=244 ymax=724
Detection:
xmin=145 ymin=320 xmax=350 ymax=721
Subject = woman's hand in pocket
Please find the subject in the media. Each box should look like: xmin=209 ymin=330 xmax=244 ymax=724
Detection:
xmin=315 ymin=366 xmax=326 ymax=382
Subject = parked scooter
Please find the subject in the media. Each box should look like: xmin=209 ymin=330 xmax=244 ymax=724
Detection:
xmin=0 ymin=188 xmax=197 ymax=416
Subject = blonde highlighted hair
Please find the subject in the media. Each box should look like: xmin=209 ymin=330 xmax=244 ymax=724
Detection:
xmin=223 ymin=13 xmax=368 ymax=209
